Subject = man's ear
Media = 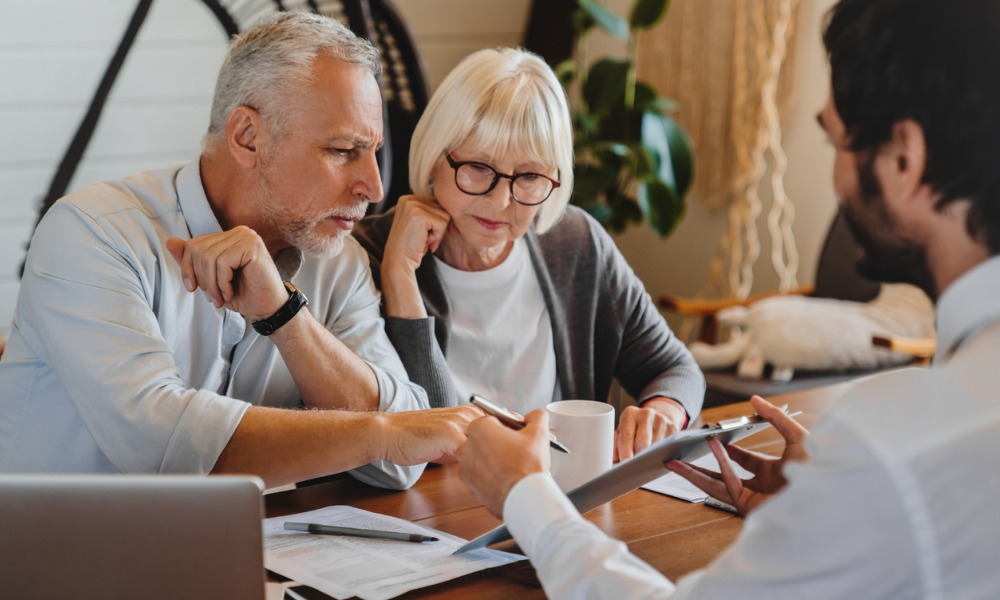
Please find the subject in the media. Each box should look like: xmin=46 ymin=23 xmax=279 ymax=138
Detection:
xmin=881 ymin=118 xmax=928 ymax=203
xmin=226 ymin=106 xmax=260 ymax=169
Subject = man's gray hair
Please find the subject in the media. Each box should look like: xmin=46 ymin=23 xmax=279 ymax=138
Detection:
xmin=206 ymin=11 xmax=381 ymax=143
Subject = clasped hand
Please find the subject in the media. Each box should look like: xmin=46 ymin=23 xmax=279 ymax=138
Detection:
xmin=666 ymin=395 xmax=810 ymax=516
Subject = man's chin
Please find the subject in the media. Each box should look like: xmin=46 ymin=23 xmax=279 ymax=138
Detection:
xmin=295 ymin=233 xmax=347 ymax=258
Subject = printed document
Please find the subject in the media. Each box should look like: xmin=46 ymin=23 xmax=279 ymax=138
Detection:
xmin=264 ymin=505 xmax=524 ymax=600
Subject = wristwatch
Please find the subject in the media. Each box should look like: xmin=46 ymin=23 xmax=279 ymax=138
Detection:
xmin=252 ymin=281 xmax=308 ymax=336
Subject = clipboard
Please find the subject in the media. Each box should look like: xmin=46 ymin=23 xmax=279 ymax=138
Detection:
xmin=455 ymin=407 xmax=794 ymax=554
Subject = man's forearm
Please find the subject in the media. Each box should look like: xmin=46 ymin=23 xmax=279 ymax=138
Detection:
xmin=210 ymin=406 xmax=385 ymax=488
xmin=269 ymin=308 xmax=380 ymax=411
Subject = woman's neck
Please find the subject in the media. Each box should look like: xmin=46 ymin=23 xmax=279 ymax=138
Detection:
xmin=435 ymin=234 xmax=513 ymax=272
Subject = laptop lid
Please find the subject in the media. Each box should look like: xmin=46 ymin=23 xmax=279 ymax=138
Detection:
xmin=0 ymin=474 xmax=266 ymax=600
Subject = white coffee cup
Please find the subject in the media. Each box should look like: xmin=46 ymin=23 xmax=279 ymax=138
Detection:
xmin=545 ymin=400 xmax=615 ymax=492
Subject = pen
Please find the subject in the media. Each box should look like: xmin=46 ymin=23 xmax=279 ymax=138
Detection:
xmin=284 ymin=522 xmax=439 ymax=543
xmin=704 ymin=497 xmax=739 ymax=515
xmin=469 ymin=394 xmax=570 ymax=454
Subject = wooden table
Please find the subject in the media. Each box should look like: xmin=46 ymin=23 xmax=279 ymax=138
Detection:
xmin=265 ymin=383 xmax=848 ymax=598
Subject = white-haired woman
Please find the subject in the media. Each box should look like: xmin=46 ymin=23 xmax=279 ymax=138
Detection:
xmin=354 ymin=48 xmax=704 ymax=460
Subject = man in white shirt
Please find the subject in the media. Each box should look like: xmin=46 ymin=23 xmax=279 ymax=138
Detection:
xmin=455 ymin=0 xmax=1000 ymax=596
xmin=0 ymin=12 xmax=480 ymax=489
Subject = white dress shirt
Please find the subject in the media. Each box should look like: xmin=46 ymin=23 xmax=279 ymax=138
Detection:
xmin=505 ymin=255 xmax=1000 ymax=599
xmin=0 ymin=161 xmax=427 ymax=489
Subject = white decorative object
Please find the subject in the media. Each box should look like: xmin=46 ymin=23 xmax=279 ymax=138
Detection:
xmin=690 ymin=284 xmax=935 ymax=381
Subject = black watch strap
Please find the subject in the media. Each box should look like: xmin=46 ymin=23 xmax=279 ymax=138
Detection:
xmin=252 ymin=281 xmax=308 ymax=336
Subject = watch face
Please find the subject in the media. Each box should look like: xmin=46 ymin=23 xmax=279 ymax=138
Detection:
xmin=253 ymin=321 xmax=275 ymax=336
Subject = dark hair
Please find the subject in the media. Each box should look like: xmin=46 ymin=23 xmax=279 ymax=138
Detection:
xmin=824 ymin=0 xmax=1000 ymax=253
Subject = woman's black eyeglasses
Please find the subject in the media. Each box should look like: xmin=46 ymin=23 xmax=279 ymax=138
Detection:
xmin=445 ymin=153 xmax=560 ymax=206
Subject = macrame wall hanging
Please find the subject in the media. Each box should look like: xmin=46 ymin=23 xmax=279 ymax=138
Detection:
xmin=639 ymin=0 xmax=801 ymax=308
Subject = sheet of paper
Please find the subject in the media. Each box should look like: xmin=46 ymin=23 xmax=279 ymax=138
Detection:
xmin=264 ymin=505 xmax=524 ymax=600
xmin=641 ymin=452 xmax=753 ymax=502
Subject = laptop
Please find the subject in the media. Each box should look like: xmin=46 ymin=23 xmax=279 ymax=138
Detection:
xmin=0 ymin=474 xmax=266 ymax=600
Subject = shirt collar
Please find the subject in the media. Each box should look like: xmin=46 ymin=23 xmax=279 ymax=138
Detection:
xmin=176 ymin=159 xmax=304 ymax=280
xmin=177 ymin=159 xmax=223 ymax=239
xmin=934 ymin=254 xmax=1000 ymax=362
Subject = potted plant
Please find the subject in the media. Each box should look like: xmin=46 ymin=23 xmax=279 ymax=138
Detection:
xmin=557 ymin=0 xmax=694 ymax=236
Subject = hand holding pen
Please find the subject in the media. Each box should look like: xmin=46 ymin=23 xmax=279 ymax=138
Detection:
xmin=665 ymin=395 xmax=809 ymax=516
xmin=469 ymin=394 xmax=570 ymax=454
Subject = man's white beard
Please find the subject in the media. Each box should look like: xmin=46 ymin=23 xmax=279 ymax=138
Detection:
xmin=254 ymin=177 xmax=348 ymax=258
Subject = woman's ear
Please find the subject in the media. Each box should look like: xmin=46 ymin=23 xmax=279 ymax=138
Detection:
xmin=226 ymin=105 xmax=260 ymax=169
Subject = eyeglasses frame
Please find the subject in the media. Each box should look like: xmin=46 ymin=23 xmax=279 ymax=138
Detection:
xmin=444 ymin=153 xmax=561 ymax=206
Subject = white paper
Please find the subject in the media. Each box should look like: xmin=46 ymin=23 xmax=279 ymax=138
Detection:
xmin=641 ymin=452 xmax=754 ymax=502
xmin=264 ymin=505 xmax=524 ymax=600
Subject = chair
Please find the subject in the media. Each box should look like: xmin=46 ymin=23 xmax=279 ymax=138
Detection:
xmin=660 ymin=210 xmax=931 ymax=408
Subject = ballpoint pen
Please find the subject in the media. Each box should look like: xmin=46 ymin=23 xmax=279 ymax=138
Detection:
xmin=284 ymin=522 xmax=438 ymax=543
xmin=469 ymin=394 xmax=570 ymax=454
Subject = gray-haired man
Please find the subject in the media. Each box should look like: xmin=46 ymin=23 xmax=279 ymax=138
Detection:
xmin=0 ymin=12 xmax=479 ymax=488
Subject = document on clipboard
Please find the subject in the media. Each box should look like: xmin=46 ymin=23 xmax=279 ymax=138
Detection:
xmin=455 ymin=406 xmax=797 ymax=554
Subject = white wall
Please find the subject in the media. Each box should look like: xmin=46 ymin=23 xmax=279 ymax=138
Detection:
xmin=0 ymin=0 xmax=229 ymax=337
xmin=0 ymin=0 xmax=838 ymax=340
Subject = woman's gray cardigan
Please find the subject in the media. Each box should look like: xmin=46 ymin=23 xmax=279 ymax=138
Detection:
xmin=353 ymin=205 xmax=705 ymax=420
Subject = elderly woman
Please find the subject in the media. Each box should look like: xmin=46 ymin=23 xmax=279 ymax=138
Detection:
xmin=354 ymin=48 xmax=704 ymax=460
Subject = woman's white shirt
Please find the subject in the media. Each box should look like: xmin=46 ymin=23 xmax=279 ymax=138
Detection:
xmin=434 ymin=239 xmax=558 ymax=413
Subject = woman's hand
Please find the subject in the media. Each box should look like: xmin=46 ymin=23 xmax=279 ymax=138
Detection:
xmin=381 ymin=195 xmax=452 ymax=318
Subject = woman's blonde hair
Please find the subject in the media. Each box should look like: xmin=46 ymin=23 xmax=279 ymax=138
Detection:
xmin=408 ymin=48 xmax=574 ymax=233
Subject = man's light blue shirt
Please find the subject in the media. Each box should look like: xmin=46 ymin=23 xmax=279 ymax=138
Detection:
xmin=0 ymin=161 xmax=428 ymax=488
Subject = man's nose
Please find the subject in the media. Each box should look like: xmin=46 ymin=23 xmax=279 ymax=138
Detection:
xmin=355 ymin=150 xmax=384 ymax=204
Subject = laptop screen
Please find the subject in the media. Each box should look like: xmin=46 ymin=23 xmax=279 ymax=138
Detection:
xmin=0 ymin=474 xmax=266 ymax=600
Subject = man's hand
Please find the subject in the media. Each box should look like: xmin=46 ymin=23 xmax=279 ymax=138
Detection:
xmin=166 ymin=227 xmax=287 ymax=321
xmin=380 ymin=195 xmax=451 ymax=318
xmin=666 ymin=395 xmax=810 ymax=515
xmin=614 ymin=398 xmax=686 ymax=462
xmin=381 ymin=405 xmax=484 ymax=466
xmin=456 ymin=409 xmax=552 ymax=518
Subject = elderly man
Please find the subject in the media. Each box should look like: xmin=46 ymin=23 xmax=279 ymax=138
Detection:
xmin=456 ymin=0 xmax=1000 ymax=596
xmin=0 ymin=11 xmax=479 ymax=489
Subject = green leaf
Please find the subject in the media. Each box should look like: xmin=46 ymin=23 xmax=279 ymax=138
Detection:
xmin=641 ymin=111 xmax=694 ymax=198
xmin=573 ymin=109 xmax=600 ymax=138
xmin=637 ymin=178 xmax=685 ymax=237
xmin=606 ymin=189 xmax=643 ymax=232
xmin=579 ymin=0 xmax=628 ymax=40
xmin=571 ymin=163 xmax=620 ymax=208
xmin=582 ymin=58 xmax=629 ymax=116
xmin=572 ymin=9 xmax=596 ymax=35
xmin=630 ymin=0 xmax=669 ymax=30
xmin=579 ymin=141 xmax=632 ymax=159
xmin=629 ymin=81 xmax=659 ymax=113
xmin=582 ymin=203 xmax=614 ymax=225
xmin=648 ymin=96 xmax=679 ymax=114
xmin=554 ymin=59 xmax=578 ymax=87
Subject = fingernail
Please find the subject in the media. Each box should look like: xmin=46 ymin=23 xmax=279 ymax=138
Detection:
xmin=184 ymin=278 xmax=194 ymax=292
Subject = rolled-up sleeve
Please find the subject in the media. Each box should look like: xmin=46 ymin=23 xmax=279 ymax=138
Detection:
xmin=317 ymin=238 xmax=429 ymax=488
xmin=17 ymin=203 xmax=247 ymax=473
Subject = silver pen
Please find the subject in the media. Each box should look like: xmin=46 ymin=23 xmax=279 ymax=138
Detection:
xmin=470 ymin=394 xmax=570 ymax=454
xmin=284 ymin=521 xmax=438 ymax=543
